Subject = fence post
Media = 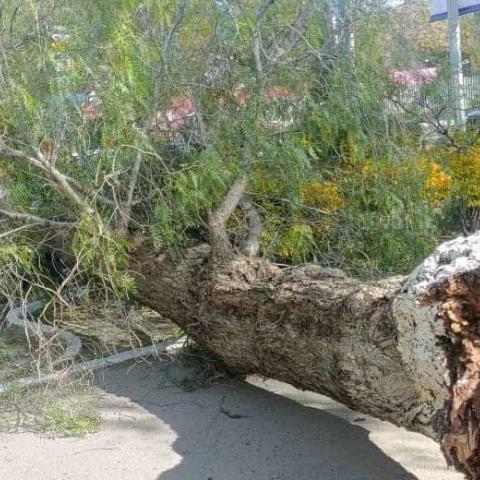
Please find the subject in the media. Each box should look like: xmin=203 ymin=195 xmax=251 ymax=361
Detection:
xmin=447 ymin=0 xmax=466 ymax=127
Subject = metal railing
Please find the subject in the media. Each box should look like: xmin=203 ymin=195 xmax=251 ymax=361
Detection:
xmin=387 ymin=73 xmax=480 ymax=116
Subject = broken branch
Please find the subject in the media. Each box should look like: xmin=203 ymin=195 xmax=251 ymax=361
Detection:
xmin=0 ymin=209 xmax=77 ymax=229
xmin=239 ymin=197 xmax=263 ymax=257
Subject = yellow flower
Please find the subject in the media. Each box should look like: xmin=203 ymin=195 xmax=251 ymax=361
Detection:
xmin=300 ymin=133 xmax=314 ymax=149
xmin=449 ymin=142 xmax=480 ymax=207
xmin=51 ymin=41 xmax=67 ymax=52
xmin=361 ymin=159 xmax=374 ymax=176
xmin=302 ymin=181 xmax=343 ymax=213
xmin=358 ymin=158 xmax=405 ymax=185
xmin=422 ymin=161 xmax=452 ymax=206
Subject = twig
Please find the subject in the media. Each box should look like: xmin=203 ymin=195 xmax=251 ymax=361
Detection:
xmin=0 ymin=334 xmax=186 ymax=394
xmin=153 ymin=0 xmax=190 ymax=104
xmin=252 ymin=0 xmax=277 ymax=79
xmin=119 ymin=150 xmax=143 ymax=234
xmin=0 ymin=209 xmax=77 ymax=229
xmin=264 ymin=0 xmax=310 ymax=69
xmin=5 ymin=301 xmax=82 ymax=362
xmin=0 ymin=143 xmax=95 ymax=215
xmin=0 ymin=224 xmax=38 ymax=239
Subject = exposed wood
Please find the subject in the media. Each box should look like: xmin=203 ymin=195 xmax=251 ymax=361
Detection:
xmin=207 ymin=176 xmax=247 ymax=261
xmin=131 ymin=232 xmax=480 ymax=480
xmin=238 ymin=197 xmax=263 ymax=257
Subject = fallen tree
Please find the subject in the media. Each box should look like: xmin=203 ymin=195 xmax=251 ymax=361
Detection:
xmin=131 ymin=180 xmax=480 ymax=480
xmin=0 ymin=145 xmax=477 ymax=477
xmin=1 ymin=2 xmax=478 ymax=477
xmin=1 ymin=165 xmax=479 ymax=479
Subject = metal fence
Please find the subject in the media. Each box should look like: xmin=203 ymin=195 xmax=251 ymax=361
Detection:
xmin=387 ymin=73 xmax=480 ymax=117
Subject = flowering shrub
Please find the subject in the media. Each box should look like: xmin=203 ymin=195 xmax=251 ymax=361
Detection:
xmin=421 ymin=160 xmax=452 ymax=207
xmin=302 ymin=181 xmax=343 ymax=213
xmin=449 ymin=142 xmax=480 ymax=207
xmin=357 ymin=156 xmax=451 ymax=209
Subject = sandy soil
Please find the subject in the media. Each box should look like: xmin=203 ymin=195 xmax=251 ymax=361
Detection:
xmin=0 ymin=358 xmax=464 ymax=480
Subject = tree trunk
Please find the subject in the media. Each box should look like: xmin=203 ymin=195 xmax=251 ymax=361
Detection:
xmin=131 ymin=231 xmax=480 ymax=479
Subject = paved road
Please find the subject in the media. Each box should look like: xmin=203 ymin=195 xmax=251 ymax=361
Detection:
xmin=0 ymin=359 xmax=464 ymax=480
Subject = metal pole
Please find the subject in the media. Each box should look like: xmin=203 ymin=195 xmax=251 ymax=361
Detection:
xmin=447 ymin=0 xmax=466 ymax=127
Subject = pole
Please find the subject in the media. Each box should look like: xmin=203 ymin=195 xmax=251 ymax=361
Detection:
xmin=447 ymin=0 xmax=466 ymax=127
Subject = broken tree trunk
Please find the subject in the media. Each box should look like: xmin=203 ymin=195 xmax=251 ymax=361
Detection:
xmin=132 ymin=234 xmax=480 ymax=479
xmin=130 ymin=182 xmax=480 ymax=479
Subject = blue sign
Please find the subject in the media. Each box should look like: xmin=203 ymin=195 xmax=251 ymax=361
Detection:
xmin=431 ymin=0 xmax=480 ymax=21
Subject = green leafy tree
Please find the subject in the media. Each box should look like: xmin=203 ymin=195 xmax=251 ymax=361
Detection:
xmin=0 ymin=0 xmax=457 ymax=304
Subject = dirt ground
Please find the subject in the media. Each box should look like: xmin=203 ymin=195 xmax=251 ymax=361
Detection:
xmin=0 ymin=358 xmax=464 ymax=480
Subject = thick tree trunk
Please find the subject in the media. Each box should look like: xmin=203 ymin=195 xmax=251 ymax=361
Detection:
xmin=131 ymin=232 xmax=480 ymax=479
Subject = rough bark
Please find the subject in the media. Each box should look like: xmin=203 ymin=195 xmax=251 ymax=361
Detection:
xmin=131 ymin=232 xmax=480 ymax=480
xmin=129 ymin=172 xmax=480 ymax=479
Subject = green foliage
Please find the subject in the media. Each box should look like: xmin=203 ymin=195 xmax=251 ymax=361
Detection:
xmin=152 ymin=150 xmax=231 ymax=253
xmin=73 ymin=216 xmax=135 ymax=296
xmin=298 ymin=151 xmax=447 ymax=275
xmin=0 ymin=241 xmax=39 ymax=301
xmin=277 ymin=224 xmax=316 ymax=264
xmin=0 ymin=0 xmax=472 ymax=289
xmin=39 ymin=400 xmax=101 ymax=438
xmin=449 ymin=141 xmax=480 ymax=207
xmin=0 ymin=243 xmax=33 ymax=272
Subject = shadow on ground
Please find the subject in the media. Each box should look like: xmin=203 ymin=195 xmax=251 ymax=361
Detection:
xmin=96 ymin=357 xmax=418 ymax=480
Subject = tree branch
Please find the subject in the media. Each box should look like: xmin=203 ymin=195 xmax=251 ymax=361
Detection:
xmin=38 ymin=156 xmax=95 ymax=216
xmin=153 ymin=0 xmax=189 ymax=104
xmin=239 ymin=197 xmax=263 ymax=257
xmin=252 ymin=0 xmax=277 ymax=79
xmin=0 ymin=144 xmax=44 ymax=169
xmin=0 ymin=209 xmax=77 ymax=229
xmin=118 ymin=150 xmax=143 ymax=234
xmin=0 ymin=143 xmax=96 ymax=215
xmin=255 ymin=0 xmax=276 ymax=21
xmin=64 ymin=175 xmax=116 ymax=208
xmin=208 ymin=176 xmax=247 ymax=258
xmin=265 ymin=0 xmax=311 ymax=70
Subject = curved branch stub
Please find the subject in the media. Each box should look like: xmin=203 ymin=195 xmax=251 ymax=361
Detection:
xmin=208 ymin=176 xmax=247 ymax=261
xmin=239 ymin=197 xmax=263 ymax=257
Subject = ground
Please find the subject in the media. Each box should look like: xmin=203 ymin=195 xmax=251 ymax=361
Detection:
xmin=0 ymin=358 xmax=464 ymax=480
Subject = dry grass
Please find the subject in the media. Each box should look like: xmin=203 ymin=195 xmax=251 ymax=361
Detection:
xmin=0 ymin=328 xmax=35 ymax=384
xmin=0 ymin=379 xmax=100 ymax=437
xmin=0 ymin=302 xmax=183 ymax=437
xmin=56 ymin=302 xmax=182 ymax=356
